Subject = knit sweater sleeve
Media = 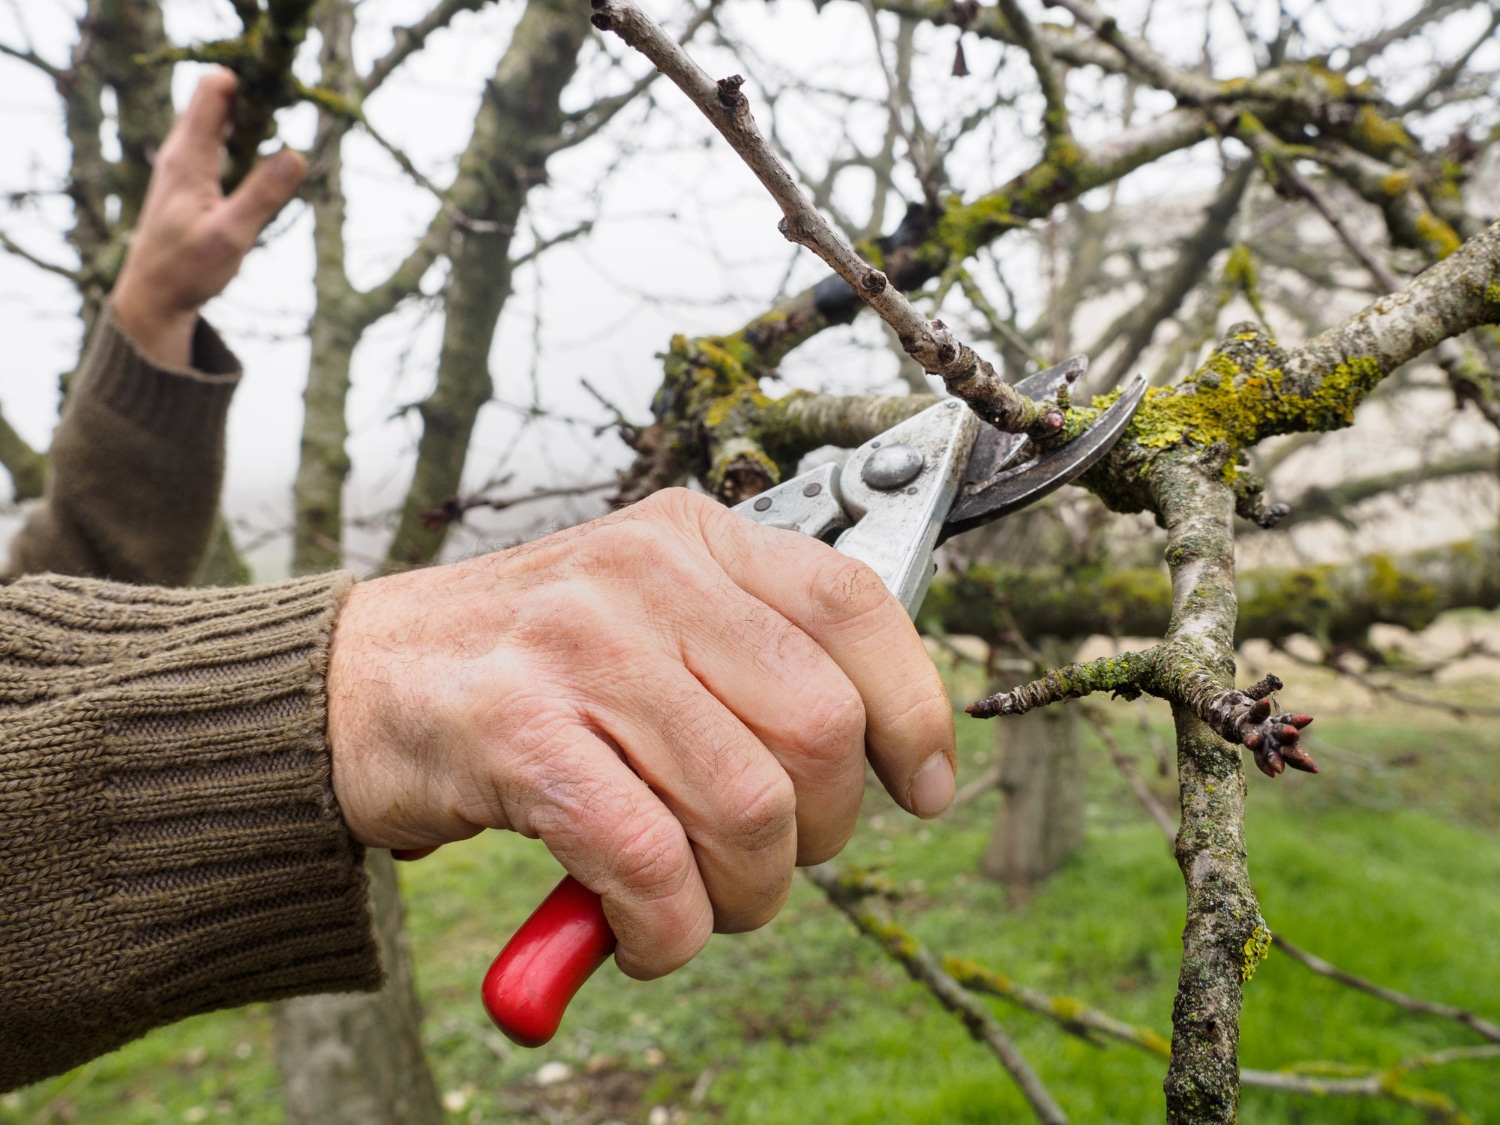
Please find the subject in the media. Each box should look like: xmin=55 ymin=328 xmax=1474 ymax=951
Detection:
xmin=5 ymin=305 xmax=240 ymax=585
xmin=0 ymin=570 xmax=382 ymax=1092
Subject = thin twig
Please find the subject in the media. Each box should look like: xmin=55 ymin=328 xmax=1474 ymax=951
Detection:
xmin=1080 ymin=705 xmax=1177 ymax=842
xmin=297 ymin=82 xmax=512 ymax=236
xmin=1268 ymin=932 xmax=1500 ymax=1044
xmin=1241 ymin=1045 xmax=1500 ymax=1122
xmin=509 ymin=221 xmax=595 ymax=270
xmin=0 ymin=40 xmax=65 ymax=81
xmin=548 ymin=0 xmax=723 ymax=156
xmin=946 ymin=954 xmax=1171 ymax=1056
xmin=951 ymin=760 xmax=1002 ymax=806
xmin=1136 ymin=699 xmax=1172 ymax=777
xmin=805 ymin=864 xmax=1069 ymax=1124
xmin=0 ymin=230 xmax=81 ymax=282
xmin=1242 ymin=129 xmax=1401 ymax=292
xmin=362 ymin=0 xmax=493 ymax=96
xmin=418 ymin=480 xmax=616 ymax=530
xmin=956 ymin=268 xmax=1049 ymax=367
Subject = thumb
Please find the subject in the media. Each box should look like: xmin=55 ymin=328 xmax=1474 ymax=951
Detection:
xmin=219 ymin=148 xmax=307 ymax=248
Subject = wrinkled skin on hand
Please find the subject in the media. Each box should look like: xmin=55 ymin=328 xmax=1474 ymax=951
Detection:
xmin=111 ymin=69 xmax=305 ymax=368
xmin=326 ymin=488 xmax=957 ymax=980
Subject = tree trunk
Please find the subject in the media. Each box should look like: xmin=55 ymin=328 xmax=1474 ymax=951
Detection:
xmin=980 ymin=641 xmax=1084 ymax=884
xmin=274 ymin=851 xmax=442 ymax=1125
xmin=275 ymin=7 xmax=444 ymax=1121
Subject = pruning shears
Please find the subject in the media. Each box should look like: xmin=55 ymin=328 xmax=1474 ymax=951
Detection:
xmin=471 ymin=360 xmax=1148 ymax=1048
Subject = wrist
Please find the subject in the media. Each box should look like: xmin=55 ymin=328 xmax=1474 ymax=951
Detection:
xmin=110 ymin=285 xmax=199 ymax=369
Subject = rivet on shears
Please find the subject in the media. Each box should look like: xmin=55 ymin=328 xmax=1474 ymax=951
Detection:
xmin=753 ymin=496 xmax=773 ymax=511
xmin=862 ymin=443 xmax=925 ymax=490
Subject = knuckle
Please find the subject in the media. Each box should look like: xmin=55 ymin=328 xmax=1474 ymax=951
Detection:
xmin=727 ymin=768 xmax=797 ymax=856
xmin=808 ymin=554 xmax=891 ymax=628
xmin=640 ymin=486 xmax=714 ymax=524
xmin=151 ymin=143 xmax=185 ymax=181
xmin=612 ymin=814 xmax=692 ymax=904
xmin=577 ymin=512 xmax=678 ymax=577
xmin=206 ymin=220 xmax=254 ymax=259
xmin=523 ymin=583 xmax=610 ymax=645
xmin=796 ymin=684 xmax=866 ymax=768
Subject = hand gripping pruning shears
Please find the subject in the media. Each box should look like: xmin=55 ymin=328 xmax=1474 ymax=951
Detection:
xmin=474 ymin=361 xmax=1147 ymax=1047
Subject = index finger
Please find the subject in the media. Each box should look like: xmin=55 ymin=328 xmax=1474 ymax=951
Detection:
xmin=698 ymin=500 xmax=957 ymax=819
xmin=156 ymin=69 xmax=238 ymax=186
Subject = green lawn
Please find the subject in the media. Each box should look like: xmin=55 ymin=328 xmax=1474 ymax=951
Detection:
xmin=5 ymin=668 xmax=1498 ymax=1124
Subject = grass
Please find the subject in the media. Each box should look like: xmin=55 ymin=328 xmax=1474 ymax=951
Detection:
xmin=5 ymin=661 xmax=1499 ymax=1125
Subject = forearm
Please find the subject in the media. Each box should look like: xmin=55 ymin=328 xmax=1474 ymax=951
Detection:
xmin=0 ymin=570 xmax=380 ymax=1092
xmin=6 ymin=304 xmax=241 ymax=585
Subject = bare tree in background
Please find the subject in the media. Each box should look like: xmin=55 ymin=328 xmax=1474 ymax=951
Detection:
xmin=2 ymin=0 xmax=1499 ymax=1121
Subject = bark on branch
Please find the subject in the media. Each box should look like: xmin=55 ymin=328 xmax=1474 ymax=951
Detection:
xmin=921 ymin=531 xmax=1500 ymax=645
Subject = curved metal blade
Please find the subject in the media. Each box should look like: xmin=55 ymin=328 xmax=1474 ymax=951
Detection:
xmin=939 ymin=374 xmax=1148 ymax=544
xmin=956 ymin=354 xmax=1089 ymax=503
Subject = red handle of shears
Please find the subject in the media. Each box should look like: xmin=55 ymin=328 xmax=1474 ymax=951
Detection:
xmin=480 ymin=874 xmax=615 ymax=1046
xmin=391 ymin=850 xmax=615 ymax=1047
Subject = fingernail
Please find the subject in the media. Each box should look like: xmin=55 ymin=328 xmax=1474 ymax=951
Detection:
xmin=909 ymin=753 xmax=955 ymax=819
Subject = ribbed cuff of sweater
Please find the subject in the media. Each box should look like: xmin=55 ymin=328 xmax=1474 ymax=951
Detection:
xmin=83 ymin=303 xmax=242 ymax=445
xmin=0 ymin=570 xmax=380 ymax=1090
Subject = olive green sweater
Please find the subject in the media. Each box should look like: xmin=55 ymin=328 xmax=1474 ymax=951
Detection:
xmin=0 ymin=311 xmax=380 ymax=1091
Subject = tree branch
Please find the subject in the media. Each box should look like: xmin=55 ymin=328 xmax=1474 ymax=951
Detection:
xmin=0 ymin=40 xmax=64 ymax=81
xmin=0 ymin=230 xmax=81 ymax=283
xmin=1267 ymin=932 xmax=1500 ymax=1045
xmin=362 ymin=0 xmax=493 ymax=96
xmin=805 ymin=864 xmax=1070 ymax=1124
xmin=922 ymin=531 xmax=1500 ymax=649
xmin=997 ymin=0 xmax=1070 ymax=143
xmin=592 ymin=0 xmax=1062 ymax=437
xmin=1240 ymin=1046 xmax=1500 ymax=1122
xmin=0 ymin=407 xmax=46 ymax=502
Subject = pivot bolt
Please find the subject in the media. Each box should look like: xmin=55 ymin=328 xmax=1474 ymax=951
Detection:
xmin=862 ymin=443 xmax=924 ymax=490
